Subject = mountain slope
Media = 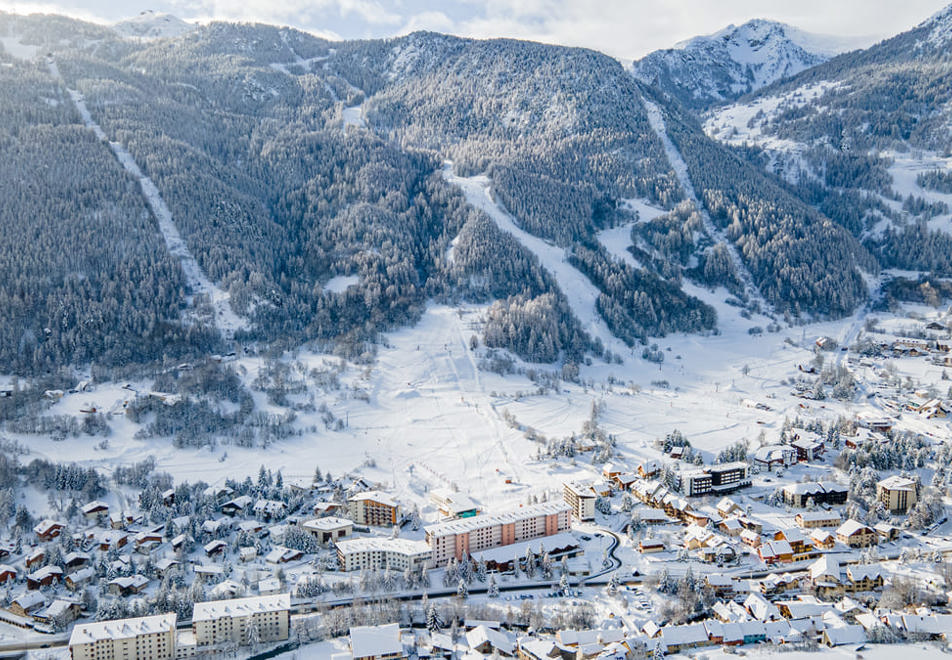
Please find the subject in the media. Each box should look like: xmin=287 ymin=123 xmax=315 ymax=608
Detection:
xmin=633 ymin=19 xmax=860 ymax=110
xmin=705 ymin=4 xmax=952 ymax=276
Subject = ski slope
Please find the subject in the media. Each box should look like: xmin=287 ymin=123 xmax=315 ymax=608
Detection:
xmin=642 ymin=96 xmax=771 ymax=314
xmin=442 ymin=162 xmax=631 ymax=359
xmin=48 ymin=56 xmax=248 ymax=340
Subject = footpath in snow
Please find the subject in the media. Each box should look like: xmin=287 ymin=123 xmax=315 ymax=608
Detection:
xmin=641 ymin=95 xmax=771 ymax=315
xmin=48 ymin=57 xmax=248 ymax=340
xmin=442 ymin=162 xmax=632 ymax=360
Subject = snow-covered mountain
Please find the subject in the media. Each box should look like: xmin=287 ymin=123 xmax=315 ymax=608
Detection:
xmin=632 ymin=19 xmax=864 ymax=109
xmin=112 ymin=11 xmax=195 ymax=40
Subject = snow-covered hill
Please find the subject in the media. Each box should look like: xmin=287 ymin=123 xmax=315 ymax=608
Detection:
xmin=632 ymin=19 xmax=864 ymax=109
xmin=112 ymin=11 xmax=195 ymax=40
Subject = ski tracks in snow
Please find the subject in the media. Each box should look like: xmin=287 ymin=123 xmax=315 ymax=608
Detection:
xmin=48 ymin=56 xmax=248 ymax=340
xmin=641 ymin=95 xmax=772 ymax=315
xmin=441 ymin=162 xmax=632 ymax=361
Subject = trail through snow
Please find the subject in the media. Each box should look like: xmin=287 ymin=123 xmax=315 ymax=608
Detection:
xmin=442 ymin=162 xmax=631 ymax=360
xmin=642 ymin=95 xmax=771 ymax=315
xmin=48 ymin=56 xmax=248 ymax=340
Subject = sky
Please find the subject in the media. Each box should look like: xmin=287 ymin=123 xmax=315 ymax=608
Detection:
xmin=0 ymin=0 xmax=949 ymax=61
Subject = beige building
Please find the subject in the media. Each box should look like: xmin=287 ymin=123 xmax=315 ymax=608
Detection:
xmin=302 ymin=517 xmax=353 ymax=544
xmin=191 ymin=594 xmax=290 ymax=648
xmin=348 ymin=492 xmax=400 ymax=527
xmin=336 ymin=537 xmax=432 ymax=572
xmin=69 ymin=613 xmax=176 ymax=660
xmin=876 ymin=476 xmax=918 ymax=513
xmin=425 ymin=501 xmax=571 ymax=565
xmin=562 ymin=482 xmax=596 ymax=521
xmin=836 ymin=520 xmax=878 ymax=548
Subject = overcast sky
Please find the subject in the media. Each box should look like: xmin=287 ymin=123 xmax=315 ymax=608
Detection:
xmin=0 ymin=0 xmax=949 ymax=61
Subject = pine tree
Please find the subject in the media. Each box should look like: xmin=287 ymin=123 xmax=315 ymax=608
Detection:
xmin=457 ymin=578 xmax=468 ymax=600
xmin=488 ymin=574 xmax=499 ymax=599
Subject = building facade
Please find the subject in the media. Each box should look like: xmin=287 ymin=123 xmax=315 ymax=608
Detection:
xmin=347 ymin=492 xmax=400 ymax=527
xmin=69 ymin=613 xmax=176 ymax=660
xmin=425 ymin=501 xmax=571 ymax=565
xmin=876 ymin=476 xmax=918 ymax=514
xmin=562 ymin=482 xmax=596 ymax=521
xmin=336 ymin=538 xmax=432 ymax=572
xmin=191 ymin=594 xmax=290 ymax=648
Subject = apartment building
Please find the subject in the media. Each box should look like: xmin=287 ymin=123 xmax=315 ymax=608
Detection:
xmin=876 ymin=476 xmax=918 ymax=514
xmin=335 ymin=537 xmax=432 ymax=572
xmin=682 ymin=463 xmax=750 ymax=497
xmin=562 ymin=482 xmax=596 ymax=521
xmin=69 ymin=613 xmax=176 ymax=660
xmin=191 ymin=594 xmax=290 ymax=648
xmin=424 ymin=501 xmax=571 ymax=565
xmin=347 ymin=492 xmax=400 ymax=527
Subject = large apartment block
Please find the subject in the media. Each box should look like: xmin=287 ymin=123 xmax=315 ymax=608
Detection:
xmin=876 ymin=476 xmax=918 ymax=514
xmin=424 ymin=501 xmax=571 ymax=565
xmin=681 ymin=463 xmax=750 ymax=497
xmin=69 ymin=613 xmax=176 ymax=660
xmin=347 ymin=491 xmax=400 ymax=527
xmin=191 ymin=594 xmax=290 ymax=648
xmin=562 ymin=482 xmax=596 ymax=521
xmin=336 ymin=537 xmax=432 ymax=572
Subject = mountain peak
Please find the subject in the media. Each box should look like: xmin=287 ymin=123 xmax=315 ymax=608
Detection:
xmin=112 ymin=11 xmax=195 ymax=40
xmin=633 ymin=18 xmax=862 ymax=109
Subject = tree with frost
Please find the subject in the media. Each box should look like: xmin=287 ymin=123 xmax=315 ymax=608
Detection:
xmin=488 ymin=574 xmax=499 ymax=599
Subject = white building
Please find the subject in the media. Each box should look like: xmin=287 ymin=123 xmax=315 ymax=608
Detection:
xmin=335 ymin=537 xmax=432 ymax=572
xmin=69 ymin=613 xmax=176 ymax=660
xmin=191 ymin=593 xmax=290 ymax=647
xmin=562 ymin=482 xmax=596 ymax=521
xmin=302 ymin=517 xmax=354 ymax=544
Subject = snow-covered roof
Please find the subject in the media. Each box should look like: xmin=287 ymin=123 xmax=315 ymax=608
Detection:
xmin=350 ymin=622 xmax=401 ymax=657
xmin=192 ymin=593 xmax=290 ymax=622
xmin=836 ymin=519 xmax=873 ymax=537
xmin=69 ymin=613 xmax=176 ymax=645
xmin=335 ymin=537 xmax=431 ymax=557
xmin=424 ymin=501 xmax=569 ymax=538
xmin=877 ymin=475 xmax=917 ymax=492
xmin=302 ymin=516 xmax=354 ymax=531
xmin=348 ymin=491 xmax=398 ymax=508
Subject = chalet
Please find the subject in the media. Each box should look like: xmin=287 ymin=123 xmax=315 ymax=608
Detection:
xmin=81 ymin=500 xmax=109 ymax=520
xmin=718 ymin=517 xmax=744 ymax=537
xmin=743 ymin=593 xmax=781 ymax=622
xmin=917 ymin=399 xmax=950 ymax=418
xmin=740 ymin=530 xmax=762 ymax=548
xmin=33 ymin=519 xmax=64 ymax=542
xmin=836 ymin=520 xmax=878 ymax=548
xmin=0 ymin=565 xmax=16 ymax=584
xmin=134 ymin=530 xmax=164 ymax=549
xmin=791 ymin=437 xmax=823 ymax=462
xmin=637 ymin=460 xmax=661 ymax=478
xmin=26 ymin=566 xmax=62 ymax=590
xmin=107 ymin=574 xmax=150 ymax=597
xmin=265 ymin=546 xmax=303 ymax=564
xmin=795 ymin=511 xmax=841 ymax=529
xmin=845 ymin=565 xmax=884 ymax=592
xmin=155 ymin=558 xmax=180 ymax=578
xmin=204 ymin=540 xmax=227 ymax=557
xmin=705 ymin=574 xmax=735 ymax=597
xmin=716 ymin=497 xmax=742 ymax=517
xmin=638 ymin=539 xmax=665 ymax=554
xmin=758 ymin=540 xmax=793 ymax=564
xmin=601 ymin=462 xmax=623 ymax=480
xmin=96 ymin=530 xmax=129 ymax=552
xmin=873 ymin=522 xmax=901 ymax=541
xmin=753 ymin=445 xmax=797 ymax=471
xmin=658 ymin=623 xmax=712 ymax=653
xmin=253 ymin=499 xmax=287 ymax=521
xmin=239 ymin=547 xmax=257 ymax=562
xmin=33 ymin=599 xmax=81 ymax=626
xmin=203 ymin=485 xmax=234 ymax=501
xmin=466 ymin=624 xmax=515 ymax=656
xmin=162 ymin=489 xmax=175 ymax=506
xmin=171 ymin=533 xmax=190 ymax=551
xmin=237 ymin=520 xmax=266 ymax=537
xmin=773 ymin=528 xmax=818 ymax=561
xmin=193 ymin=564 xmax=224 ymax=582
xmin=612 ymin=473 xmax=640 ymax=491
xmin=63 ymin=551 xmax=90 ymax=570
xmin=8 ymin=592 xmax=46 ymax=617
xmin=759 ymin=573 xmax=803 ymax=597
xmin=65 ymin=567 xmax=96 ymax=591
xmin=25 ymin=548 xmax=45 ymax=570
xmin=220 ymin=495 xmax=253 ymax=517
xmin=313 ymin=501 xmax=343 ymax=517
xmin=822 ymin=625 xmax=867 ymax=647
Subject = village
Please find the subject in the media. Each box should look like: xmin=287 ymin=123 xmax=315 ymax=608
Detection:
xmin=2 ymin=303 xmax=952 ymax=659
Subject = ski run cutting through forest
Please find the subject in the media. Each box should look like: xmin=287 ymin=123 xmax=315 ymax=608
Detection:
xmin=46 ymin=55 xmax=249 ymax=340
xmin=641 ymin=95 xmax=772 ymax=315
xmin=442 ymin=162 xmax=633 ymax=361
